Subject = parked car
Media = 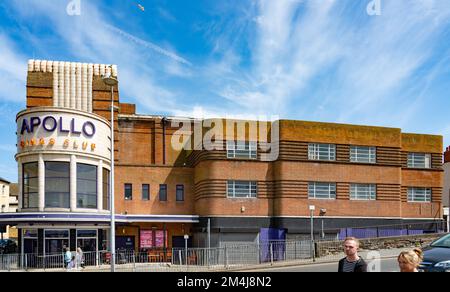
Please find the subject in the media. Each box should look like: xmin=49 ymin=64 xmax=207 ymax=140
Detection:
xmin=0 ymin=239 xmax=18 ymax=254
xmin=419 ymin=233 xmax=450 ymax=272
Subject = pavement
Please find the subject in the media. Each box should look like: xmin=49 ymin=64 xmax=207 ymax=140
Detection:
xmin=3 ymin=247 xmax=414 ymax=272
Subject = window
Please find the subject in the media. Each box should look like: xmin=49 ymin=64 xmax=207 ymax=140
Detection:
xmin=308 ymin=144 xmax=336 ymax=161
xmin=77 ymin=164 xmax=97 ymax=209
xmin=407 ymin=153 xmax=431 ymax=168
xmin=103 ymin=168 xmax=110 ymax=210
xmin=227 ymin=181 xmax=257 ymax=198
xmin=124 ymin=184 xmax=132 ymax=200
xmin=226 ymin=141 xmax=257 ymax=159
xmin=350 ymin=184 xmax=376 ymax=200
xmin=142 ymin=184 xmax=150 ymax=200
xmin=407 ymin=188 xmax=431 ymax=202
xmin=350 ymin=146 xmax=376 ymax=163
xmin=308 ymin=182 xmax=336 ymax=199
xmin=159 ymin=184 xmax=167 ymax=201
xmin=176 ymin=185 xmax=184 ymax=202
xmin=45 ymin=162 xmax=70 ymax=208
xmin=23 ymin=162 xmax=38 ymax=208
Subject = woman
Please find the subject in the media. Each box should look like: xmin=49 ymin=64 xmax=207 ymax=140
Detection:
xmin=76 ymin=247 xmax=84 ymax=270
xmin=398 ymin=248 xmax=423 ymax=272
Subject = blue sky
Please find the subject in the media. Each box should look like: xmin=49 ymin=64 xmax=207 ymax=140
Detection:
xmin=1 ymin=0 xmax=450 ymax=182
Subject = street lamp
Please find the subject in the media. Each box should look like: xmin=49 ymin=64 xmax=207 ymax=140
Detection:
xmin=320 ymin=208 xmax=327 ymax=239
xmin=309 ymin=205 xmax=315 ymax=262
xmin=102 ymin=69 xmax=118 ymax=272
xmin=184 ymin=234 xmax=189 ymax=266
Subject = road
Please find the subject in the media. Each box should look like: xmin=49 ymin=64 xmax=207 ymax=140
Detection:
xmin=240 ymin=257 xmax=400 ymax=272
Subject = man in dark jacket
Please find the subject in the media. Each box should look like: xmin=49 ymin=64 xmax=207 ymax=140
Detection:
xmin=338 ymin=237 xmax=367 ymax=272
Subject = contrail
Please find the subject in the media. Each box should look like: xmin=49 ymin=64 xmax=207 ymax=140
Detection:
xmin=104 ymin=24 xmax=192 ymax=66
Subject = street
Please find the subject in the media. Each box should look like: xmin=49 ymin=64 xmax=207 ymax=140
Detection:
xmin=240 ymin=257 xmax=400 ymax=272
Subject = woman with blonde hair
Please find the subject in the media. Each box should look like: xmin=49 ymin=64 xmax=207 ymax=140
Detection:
xmin=397 ymin=248 xmax=423 ymax=272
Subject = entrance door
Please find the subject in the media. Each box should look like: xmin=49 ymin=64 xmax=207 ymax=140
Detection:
xmin=115 ymin=236 xmax=135 ymax=264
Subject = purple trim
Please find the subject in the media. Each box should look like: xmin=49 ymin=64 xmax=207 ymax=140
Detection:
xmin=0 ymin=213 xmax=199 ymax=223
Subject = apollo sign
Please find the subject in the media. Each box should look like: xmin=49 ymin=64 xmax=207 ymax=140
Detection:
xmin=20 ymin=116 xmax=96 ymax=137
xmin=16 ymin=108 xmax=111 ymax=161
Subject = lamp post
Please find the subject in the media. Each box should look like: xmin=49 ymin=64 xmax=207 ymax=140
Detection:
xmin=102 ymin=69 xmax=118 ymax=272
xmin=309 ymin=205 xmax=315 ymax=262
xmin=320 ymin=208 xmax=327 ymax=239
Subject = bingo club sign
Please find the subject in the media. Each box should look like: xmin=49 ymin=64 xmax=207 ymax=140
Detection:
xmin=17 ymin=109 xmax=111 ymax=160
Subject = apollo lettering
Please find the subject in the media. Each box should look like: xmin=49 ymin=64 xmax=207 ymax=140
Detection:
xmin=20 ymin=116 xmax=96 ymax=137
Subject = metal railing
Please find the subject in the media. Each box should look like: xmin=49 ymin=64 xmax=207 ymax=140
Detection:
xmin=0 ymin=221 xmax=445 ymax=272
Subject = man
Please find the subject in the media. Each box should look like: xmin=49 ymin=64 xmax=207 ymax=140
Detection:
xmin=338 ymin=237 xmax=367 ymax=272
xmin=64 ymin=247 xmax=72 ymax=270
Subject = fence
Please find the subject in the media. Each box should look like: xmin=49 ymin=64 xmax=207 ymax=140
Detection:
xmin=0 ymin=221 xmax=446 ymax=272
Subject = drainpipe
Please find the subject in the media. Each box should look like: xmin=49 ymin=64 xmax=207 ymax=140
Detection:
xmin=162 ymin=117 xmax=167 ymax=165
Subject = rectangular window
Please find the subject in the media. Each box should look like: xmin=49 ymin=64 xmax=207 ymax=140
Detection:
xmin=350 ymin=146 xmax=376 ymax=163
xmin=308 ymin=182 xmax=336 ymax=199
xmin=124 ymin=184 xmax=132 ymax=200
xmin=407 ymin=188 xmax=431 ymax=202
xmin=226 ymin=141 xmax=257 ymax=159
xmin=176 ymin=185 xmax=184 ymax=202
xmin=308 ymin=144 xmax=336 ymax=161
xmin=407 ymin=153 xmax=431 ymax=168
xmin=159 ymin=184 xmax=167 ymax=201
xmin=103 ymin=168 xmax=110 ymax=210
xmin=227 ymin=181 xmax=257 ymax=198
xmin=350 ymin=184 xmax=376 ymax=200
xmin=142 ymin=184 xmax=150 ymax=201
xmin=45 ymin=162 xmax=70 ymax=208
xmin=23 ymin=162 xmax=39 ymax=208
xmin=77 ymin=163 xmax=97 ymax=209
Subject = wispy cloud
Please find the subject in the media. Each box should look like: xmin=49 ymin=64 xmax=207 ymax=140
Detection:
xmin=0 ymin=34 xmax=26 ymax=103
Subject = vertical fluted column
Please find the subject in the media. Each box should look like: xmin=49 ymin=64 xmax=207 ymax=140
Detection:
xmin=58 ymin=62 xmax=65 ymax=107
xmin=53 ymin=61 xmax=59 ymax=107
xmin=64 ymin=62 xmax=70 ymax=108
xmin=70 ymin=155 xmax=77 ymax=211
xmin=97 ymin=160 xmax=103 ymax=212
xmin=70 ymin=62 xmax=76 ymax=108
xmin=76 ymin=63 xmax=82 ymax=110
xmin=87 ymin=63 xmax=93 ymax=113
xmin=18 ymin=162 xmax=22 ymax=211
xmin=81 ymin=63 xmax=88 ymax=111
xmin=38 ymin=154 xmax=45 ymax=211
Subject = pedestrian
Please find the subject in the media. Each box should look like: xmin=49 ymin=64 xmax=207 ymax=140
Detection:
xmin=76 ymin=247 xmax=85 ymax=270
xmin=397 ymin=248 xmax=423 ymax=272
xmin=64 ymin=247 xmax=72 ymax=270
xmin=338 ymin=237 xmax=367 ymax=272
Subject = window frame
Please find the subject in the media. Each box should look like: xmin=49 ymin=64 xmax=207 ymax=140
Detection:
xmin=159 ymin=184 xmax=167 ymax=202
xmin=407 ymin=153 xmax=431 ymax=169
xmin=308 ymin=143 xmax=336 ymax=161
xmin=22 ymin=162 xmax=39 ymax=209
xmin=226 ymin=180 xmax=258 ymax=199
xmin=176 ymin=185 xmax=184 ymax=202
xmin=226 ymin=141 xmax=257 ymax=159
xmin=124 ymin=183 xmax=133 ymax=201
xmin=350 ymin=184 xmax=377 ymax=200
xmin=308 ymin=182 xmax=337 ymax=200
xmin=142 ymin=184 xmax=150 ymax=201
xmin=350 ymin=146 xmax=376 ymax=164
xmin=44 ymin=161 xmax=70 ymax=209
xmin=407 ymin=187 xmax=431 ymax=203
xmin=76 ymin=163 xmax=98 ymax=209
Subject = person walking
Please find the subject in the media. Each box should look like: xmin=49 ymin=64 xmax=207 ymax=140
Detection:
xmin=64 ymin=247 xmax=72 ymax=270
xmin=76 ymin=247 xmax=85 ymax=270
xmin=397 ymin=248 xmax=423 ymax=272
xmin=338 ymin=237 xmax=367 ymax=272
